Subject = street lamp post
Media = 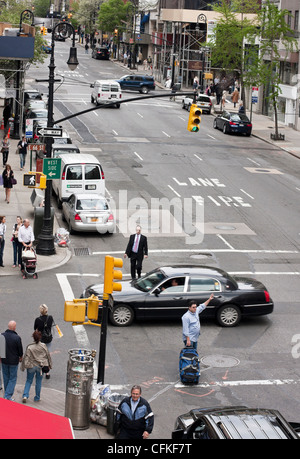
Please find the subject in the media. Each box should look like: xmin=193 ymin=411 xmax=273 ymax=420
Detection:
xmin=36 ymin=22 xmax=79 ymax=256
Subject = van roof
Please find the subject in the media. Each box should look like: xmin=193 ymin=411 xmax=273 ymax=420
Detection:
xmin=93 ymin=80 xmax=121 ymax=86
xmin=52 ymin=144 xmax=79 ymax=150
xmin=59 ymin=154 xmax=100 ymax=163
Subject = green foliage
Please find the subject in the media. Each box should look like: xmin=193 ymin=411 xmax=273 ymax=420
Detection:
xmin=97 ymin=0 xmax=133 ymax=34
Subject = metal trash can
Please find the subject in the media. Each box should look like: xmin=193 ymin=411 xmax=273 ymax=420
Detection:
xmin=66 ymin=349 xmax=93 ymax=390
xmin=33 ymin=207 xmax=54 ymax=241
xmin=107 ymin=393 xmax=126 ymax=435
xmin=65 ymin=354 xmax=94 ymax=430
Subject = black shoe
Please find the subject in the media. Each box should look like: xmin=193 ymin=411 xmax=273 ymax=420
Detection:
xmin=45 ymin=374 xmax=50 ymax=379
xmin=0 ymin=265 xmax=4 ymax=267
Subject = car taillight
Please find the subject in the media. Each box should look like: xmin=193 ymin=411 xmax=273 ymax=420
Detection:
xmin=74 ymin=213 xmax=82 ymax=221
xmin=229 ymin=121 xmax=237 ymax=125
xmin=264 ymin=290 xmax=270 ymax=302
xmin=62 ymin=171 xmax=66 ymax=180
xmin=247 ymin=123 xmax=252 ymax=127
xmin=108 ymin=214 xmax=114 ymax=221
xmin=101 ymin=170 xmax=105 ymax=179
xmin=98 ymin=93 xmax=100 ymax=97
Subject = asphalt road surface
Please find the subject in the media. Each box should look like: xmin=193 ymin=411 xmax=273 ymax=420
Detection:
xmin=8 ymin=39 xmax=300 ymax=438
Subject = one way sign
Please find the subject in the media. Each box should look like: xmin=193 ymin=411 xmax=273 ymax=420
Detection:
xmin=36 ymin=127 xmax=63 ymax=137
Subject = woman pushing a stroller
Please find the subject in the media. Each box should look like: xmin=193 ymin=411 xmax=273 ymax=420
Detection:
xmin=18 ymin=219 xmax=37 ymax=279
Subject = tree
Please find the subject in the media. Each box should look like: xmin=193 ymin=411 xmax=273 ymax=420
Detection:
xmin=209 ymin=0 xmax=259 ymax=107
xmin=97 ymin=0 xmax=132 ymax=35
xmin=254 ymin=1 xmax=298 ymax=139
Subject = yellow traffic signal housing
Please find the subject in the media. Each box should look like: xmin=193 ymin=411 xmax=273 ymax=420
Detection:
xmin=187 ymin=104 xmax=202 ymax=132
xmin=39 ymin=174 xmax=47 ymax=189
xmin=86 ymin=294 xmax=100 ymax=321
xmin=64 ymin=300 xmax=86 ymax=323
xmin=103 ymin=255 xmax=123 ymax=298
xmin=43 ymin=27 xmax=47 ymax=35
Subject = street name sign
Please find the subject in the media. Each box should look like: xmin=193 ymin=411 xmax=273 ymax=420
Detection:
xmin=36 ymin=127 xmax=63 ymax=137
xmin=43 ymin=158 xmax=62 ymax=179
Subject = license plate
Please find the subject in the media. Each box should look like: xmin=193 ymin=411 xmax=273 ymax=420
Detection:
xmin=90 ymin=217 xmax=99 ymax=222
xmin=239 ymin=124 xmax=244 ymax=127
xmin=111 ymin=95 xmax=116 ymax=98
xmin=86 ymin=184 xmax=96 ymax=190
xmin=200 ymin=103 xmax=205 ymax=105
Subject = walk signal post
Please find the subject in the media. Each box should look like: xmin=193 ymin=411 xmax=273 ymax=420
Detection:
xmin=98 ymin=255 xmax=123 ymax=383
xmin=187 ymin=104 xmax=202 ymax=132
xmin=64 ymin=295 xmax=102 ymax=327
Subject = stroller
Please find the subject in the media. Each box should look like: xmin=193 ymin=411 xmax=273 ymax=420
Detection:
xmin=21 ymin=247 xmax=38 ymax=279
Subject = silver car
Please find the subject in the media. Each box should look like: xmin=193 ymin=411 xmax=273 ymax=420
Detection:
xmin=182 ymin=94 xmax=212 ymax=114
xmin=62 ymin=193 xmax=115 ymax=234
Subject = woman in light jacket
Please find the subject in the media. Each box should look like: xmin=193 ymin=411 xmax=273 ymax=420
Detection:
xmin=21 ymin=330 xmax=52 ymax=403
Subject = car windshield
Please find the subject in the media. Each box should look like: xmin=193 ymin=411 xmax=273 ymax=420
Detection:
xmin=231 ymin=114 xmax=250 ymax=122
xmin=134 ymin=269 xmax=167 ymax=292
xmin=76 ymin=198 xmax=108 ymax=211
xmin=32 ymin=111 xmax=47 ymax=118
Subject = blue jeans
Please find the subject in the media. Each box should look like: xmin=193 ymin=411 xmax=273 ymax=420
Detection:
xmin=19 ymin=153 xmax=26 ymax=169
xmin=184 ymin=340 xmax=198 ymax=350
xmin=23 ymin=366 xmax=43 ymax=401
xmin=13 ymin=240 xmax=22 ymax=266
xmin=1 ymin=363 xmax=19 ymax=400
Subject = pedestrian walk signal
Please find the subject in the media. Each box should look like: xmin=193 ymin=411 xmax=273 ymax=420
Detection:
xmin=23 ymin=172 xmax=47 ymax=189
xmin=23 ymin=173 xmax=36 ymax=187
xmin=187 ymin=104 xmax=202 ymax=132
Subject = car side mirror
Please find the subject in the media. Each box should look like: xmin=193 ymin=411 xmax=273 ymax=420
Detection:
xmin=153 ymin=288 xmax=160 ymax=296
xmin=90 ymin=84 xmax=94 ymax=88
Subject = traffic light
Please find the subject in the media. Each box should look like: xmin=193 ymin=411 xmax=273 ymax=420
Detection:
xmin=114 ymin=28 xmax=118 ymax=38
xmin=103 ymin=255 xmax=123 ymax=298
xmin=39 ymin=174 xmax=47 ymax=189
xmin=187 ymin=104 xmax=202 ymax=132
xmin=43 ymin=27 xmax=47 ymax=35
xmin=64 ymin=295 xmax=101 ymax=323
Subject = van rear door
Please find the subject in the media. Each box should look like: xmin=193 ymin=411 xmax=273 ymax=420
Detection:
xmin=84 ymin=164 xmax=105 ymax=195
xmin=64 ymin=164 xmax=84 ymax=195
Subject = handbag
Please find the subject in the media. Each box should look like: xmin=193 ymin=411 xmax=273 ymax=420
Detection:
xmin=12 ymin=178 xmax=17 ymax=185
xmin=41 ymin=365 xmax=50 ymax=373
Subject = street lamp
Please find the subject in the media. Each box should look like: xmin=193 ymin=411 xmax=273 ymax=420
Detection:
xmin=36 ymin=22 xmax=78 ymax=256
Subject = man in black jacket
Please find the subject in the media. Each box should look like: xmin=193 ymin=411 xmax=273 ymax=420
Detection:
xmin=1 ymin=321 xmax=23 ymax=400
xmin=115 ymin=385 xmax=154 ymax=439
xmin=124 ymin=225 xmax=148 ymax=280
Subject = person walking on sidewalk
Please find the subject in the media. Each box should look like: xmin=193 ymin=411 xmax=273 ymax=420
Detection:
xmin=21 ymin=330 xmax=52 ymax=403
xmin=1 ymin=321 xmax=23 ymax=401
xmin=1 ymin=134 xmax=10 ymax=167
xmin=17 ymin=136 xmax=28 ymax=170
xmin=12 ymin=216 xmax=23 ymax=268
xmin=34 ymin=304 xmax=54 ymax=379
xmin=2 ymin=164 xmax=15 ymax=203
xmin=0 ymin=215 xmax=6 ymax=267
xmin=232 ymin=88 xmax=239 ymax=108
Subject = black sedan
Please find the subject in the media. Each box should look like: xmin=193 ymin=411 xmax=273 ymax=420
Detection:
xmin=213 ymin=111 xmax=252 ymax=136
xmin=92 ymin=47 xmax=110 ymax=60
xmin=81 ymin=265 xmax=273 ymax=327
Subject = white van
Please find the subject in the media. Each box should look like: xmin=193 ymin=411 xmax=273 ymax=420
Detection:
xmin=52 ymin=154 xmax=105 ymax=208
xmin=52 ymin=143 xmax=80 ymax=158
xmin=90 ymin=80 xmax=122 ymax=108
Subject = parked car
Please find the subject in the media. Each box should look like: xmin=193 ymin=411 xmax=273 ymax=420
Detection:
xmin=62 ymin=193 xmax=114 ymax=234
xmin=182 ymin=94 xmax=212 ymax=114
xmin=24 ymin=99 xmax=46 ymax=117
xmin=81 ymin=265 xmax=274 ymax=327
xmin=24 ymin=90 xmax=43 ymax=104
xmin=92 ymin=47 xmax=110 ymax=60
xmin=172 ymin=406 xmax=300 ymax=439
xmin=42 ymin=40 xmax=51 ymax=54
xmin=117 ymin=75 xmax=155 ymax=94
xmin=26 ymin=108 xmax=48 ymax=121
xmin=213 ymin=111 xmax=252 ymax=136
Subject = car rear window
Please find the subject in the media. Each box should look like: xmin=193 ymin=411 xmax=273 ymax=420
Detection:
xmin=188 ymin=277 xmax=221 ymax=292
xmin=111 ymin=85 xmax=120 ymax=92
xmin=76 ymin=198 xmax=108 ymax=211
xmin=66 ymin=165 xmax=82 ymax=180
xmin=101 ymin=85 xmax=110 ymax=92
xmin=85 ymin=165 xmax=101 ymax=180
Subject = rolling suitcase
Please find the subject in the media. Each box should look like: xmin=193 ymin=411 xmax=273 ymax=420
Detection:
xmin=179 ymin=346 xmax=200 ymax=384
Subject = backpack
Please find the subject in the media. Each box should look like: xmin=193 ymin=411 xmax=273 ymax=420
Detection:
xmin=41 ymin=316 xmax=52 ymax=344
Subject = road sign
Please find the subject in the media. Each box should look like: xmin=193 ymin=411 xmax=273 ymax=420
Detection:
xmin=23 ymin=174 xmax=37 ymax=187
xmin=25 ymin=119 xmax=33 ymax=138
xmin=43 ymin=158 xmax=61 ymax=179
xmin=36 ymin=127 xmax=63 ymax=137
xmin=252 ymin=86 xmax=259 ymax=104
xmin=28 ymin=144 xmax=46 ymax=151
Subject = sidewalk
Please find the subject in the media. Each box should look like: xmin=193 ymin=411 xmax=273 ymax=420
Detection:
xmin=1 ymin=61 xmax=300 ymax=438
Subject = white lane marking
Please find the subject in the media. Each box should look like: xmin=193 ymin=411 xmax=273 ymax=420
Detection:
xmin=240 ymin=189 xmax=255 ymax=199
xmin=162 ymin=131 xmax=170 ymax=137
xmin=194 ymin=154 xmax=203 ymax=161
xmin=137 ymin=112 xmax=143 ymax=118
xmin=216 ymin=234 xmax=235 ymax=250
xmin=247 ymin=157 xmax=261 ymax=166
xmin=207 ymin=134 xmax=216 ymax=140
xmin=134 ymin=151 xmax=143 ymax=161
xmin=112 ymin=129 xmax=118 ymax=136
xmin=175 ymin=378 xmax=300 ymax=388
xmin=168 ymin=185 xmax=181 ymax=197
xmin=91 ymin=249 xmax=298 ymax=255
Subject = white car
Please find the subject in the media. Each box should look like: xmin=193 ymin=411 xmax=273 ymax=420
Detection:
xmin=182 ymin=94 xmax=212 ymax=114
xmin=62 ymin=193 xmax=115 ymax=234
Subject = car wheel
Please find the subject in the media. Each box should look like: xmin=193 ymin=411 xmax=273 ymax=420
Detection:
xmin=116 ymin=103 xmax=120 ymax=108
xmin=62 ymin=211 xmax=66 ymax=222
xmin=91 ymin=96 xmax=94 ymax=104
xmin=57 ymin=197 xmax=62 ymax=209
xmin=213 ymin=119 xmax=218 ymax=129
xmin=141 ymin=86 xmax=149 ymax=94
xmin=109 ymin=304 xmax=134 ymax=326
xmin=216 ymin=304 xmax=241 ymax=327
xmin=246 ymin=132 xmax=251 ymax=137
xmin=223 ymin=124 xmax=228 ymax=134
xmin=188 ymin=104 xmax=191 ymax=112
xmin=68 ymin=220 xmax=74 ymax=235
xmin=182 ymin=101 xmax=186 ymax=110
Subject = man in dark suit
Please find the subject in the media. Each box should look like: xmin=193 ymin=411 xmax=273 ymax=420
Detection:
xmin=124 ymin=225 xmax=148 ymax=280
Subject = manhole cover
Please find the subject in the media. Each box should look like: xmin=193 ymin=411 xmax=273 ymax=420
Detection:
xmin=214 ymin=225 xmax=236 ymax=231
xmin=201 ymin=355 xmax=240 ymax=368
xmin=190 ymin=253 xmax=212 ymax=259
